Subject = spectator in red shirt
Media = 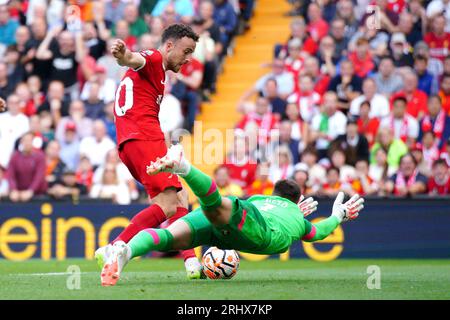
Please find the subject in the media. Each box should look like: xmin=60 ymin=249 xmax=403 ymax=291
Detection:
xmin=76 ymin=155 xmax=94 ymax=191
xmin=236 ymin=96 xmax=279 ymax=144
xmin=357 ymin=101 xmax=380 ymax=147
xmin=287 ymin=74 xmax=322 ymax=123
xmin=348 ymin=37 xmax=375 ymax=78
xmin=318 ymin=166 xmax=342 ymax=198
xmin=307 ymin=2 xmax=329 ymax=42
xmin=15 ymin=82 xmax=37 ymax=116
xmin=7 ymin=132 xmax=47 ymax=202
xmin=428 ymin=158 xmax=450 ymax=195
xmin=301 ymin=56 xmax=330 ymax=96
xmin=284 ymin=38 xmax=304 ymax=83
xmin=424 ymin=14 xmax=450 ymax=62
xmin=276 ymin=17 xmax=318 ymax=58
xmin=392 ymin=70 xmax=428 ymax=119
xmin=387 ymin=0 xmax=406 ymax=14
xmin=222 ymin=134 xmax=257 ymax=189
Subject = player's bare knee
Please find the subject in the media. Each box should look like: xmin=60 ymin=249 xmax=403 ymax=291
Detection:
xmin=176 ymin=188 xmax=189 ymax=209
xmin=154 ymin=188 xmax=179 ymax=217
xmin=160 ymin=203 xmax=178 ymax=217
xmin=167 ymin=220 xmax=192 ymax=249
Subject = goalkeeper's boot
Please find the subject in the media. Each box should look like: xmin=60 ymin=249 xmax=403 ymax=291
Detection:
xmin=101 ymin=241 xmax=130 ymax=287
xmin=185 ymin=257 xmax=206 ymax=280
xmin=146 ymin=143 xmax=190 ymax=176
xmin=95 ymin=244 xmax=113 ymax=269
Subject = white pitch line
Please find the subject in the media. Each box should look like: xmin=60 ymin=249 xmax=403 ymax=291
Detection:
xmin=6 ymin=271 xmax=184 ymax=277
xmin=7 ymin=272 xmax=94 ymax=276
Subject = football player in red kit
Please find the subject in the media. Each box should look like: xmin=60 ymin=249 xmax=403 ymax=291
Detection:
xmin=95 ymin=24 xmax=204 ymax=282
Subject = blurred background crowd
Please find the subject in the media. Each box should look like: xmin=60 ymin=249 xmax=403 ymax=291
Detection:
xmin=0 ymin=0 xmax=252 ymax=204
xmin=215 ymin=0 xmax=450 ymax=201
xmin=0 ymin=0 xmax=449 ymax=205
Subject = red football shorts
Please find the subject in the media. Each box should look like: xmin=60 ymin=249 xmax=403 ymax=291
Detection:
xmin=118 ymin=139 xmax=183 ymax=198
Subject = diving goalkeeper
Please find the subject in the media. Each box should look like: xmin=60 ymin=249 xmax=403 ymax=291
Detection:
xmin=101 ymin=144 xmax=365 ymax=286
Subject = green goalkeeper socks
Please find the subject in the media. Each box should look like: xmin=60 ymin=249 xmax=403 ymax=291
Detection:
xmin=182 ymin=165 xmax=222 ymax=211
xmin=128 ymin=228 xmax=174 ymax=258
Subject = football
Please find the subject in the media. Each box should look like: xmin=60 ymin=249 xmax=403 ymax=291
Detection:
xmin=201 ymin=247 xmax=240 ymax=279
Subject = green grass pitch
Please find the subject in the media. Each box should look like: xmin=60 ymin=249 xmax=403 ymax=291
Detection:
xmin=0 ymin=258 xmax=448 ymax=300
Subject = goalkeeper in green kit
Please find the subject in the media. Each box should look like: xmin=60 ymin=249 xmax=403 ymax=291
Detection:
xmin=101 ymin=144 xmax=365 ymax=286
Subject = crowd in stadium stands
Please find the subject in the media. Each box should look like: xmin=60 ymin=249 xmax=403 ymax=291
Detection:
xmin=0 ymin=0 xmax=449 ymax=205
xmin=218 ymin=0 xmax=450 ymax=200
xmin=0 ymin=0 xmax=253 ymax=203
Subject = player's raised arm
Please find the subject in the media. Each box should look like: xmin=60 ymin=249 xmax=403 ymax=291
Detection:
xmin=111 ymin=39 xmax=145 ymax=70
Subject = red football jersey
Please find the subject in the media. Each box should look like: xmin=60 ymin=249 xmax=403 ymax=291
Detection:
xmin=114 ymin=49 xmax=166 ymax=146
xmin=222 ymin=161 xmax=257 ymax=189
xmin=428 ymin=176 xmax=450 ymax=195
xmin=424 ymin=32 xmax=450 ymax=61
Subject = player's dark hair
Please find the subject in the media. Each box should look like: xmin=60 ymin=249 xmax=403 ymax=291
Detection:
xmin=272 ymin=179 xmax=301 ymax=204
xmin=161 ymin=24 xmax=199 ymax=44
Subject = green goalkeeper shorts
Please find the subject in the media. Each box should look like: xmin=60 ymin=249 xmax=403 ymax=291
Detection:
xmin=181 ymin=196 xmax=272 ymax=253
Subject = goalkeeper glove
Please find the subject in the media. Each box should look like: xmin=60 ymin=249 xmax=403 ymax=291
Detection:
xmin=332 ymin=192 xmax=365 ymax=223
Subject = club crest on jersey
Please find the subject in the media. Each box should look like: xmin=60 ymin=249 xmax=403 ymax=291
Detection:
xmin=141 ymin=50 xmax=154 ymax=56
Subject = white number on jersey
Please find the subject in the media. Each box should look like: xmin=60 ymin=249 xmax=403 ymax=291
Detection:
xmin=259 ymin=203 xmax=276 ymax=213
xmin=115 ymin=77 xmax=133 ymax=116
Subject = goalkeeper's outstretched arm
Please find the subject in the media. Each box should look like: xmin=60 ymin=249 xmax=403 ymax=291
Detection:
xmin=301 ymin=192 xmax=364 ymax=243
xmin=302 ymin=216 xmax=340 ymax=242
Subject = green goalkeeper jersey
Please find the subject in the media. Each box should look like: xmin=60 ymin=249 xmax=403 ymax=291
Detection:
xmin=181 ymin=195 xmax=309 ymax=255
xmin=246 ymin=195 xmax=306 ymax=254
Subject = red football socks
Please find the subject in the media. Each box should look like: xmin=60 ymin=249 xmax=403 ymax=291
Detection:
xmin=112 ymin=204 xmax=167 ymax=244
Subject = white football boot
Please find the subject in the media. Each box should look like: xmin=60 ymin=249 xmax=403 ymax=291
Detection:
xmin=94 ymin=244 xmax=113 ymax=269
xmin=146 ymin=143 xmax=191 ymax=176
xmin=100 ymin=241 xmax=130 ymax=286
xmin=185 ymin=257 xmax=205 ymax=280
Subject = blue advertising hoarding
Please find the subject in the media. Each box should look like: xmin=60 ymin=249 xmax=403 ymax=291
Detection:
xmin=0 ymin=199 xmax=449 ymax=261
